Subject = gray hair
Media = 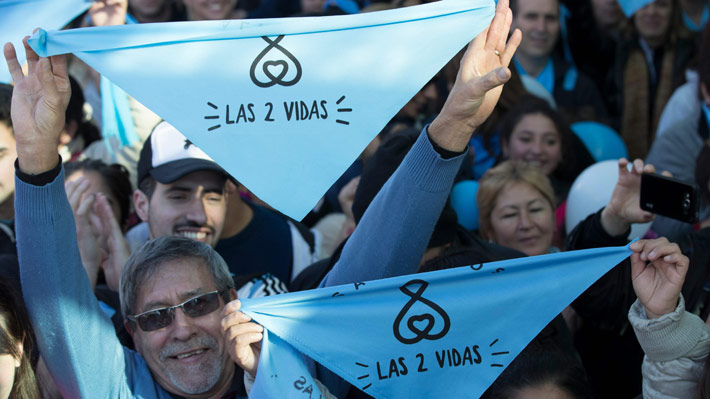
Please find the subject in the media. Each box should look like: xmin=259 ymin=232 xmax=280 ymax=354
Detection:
xmin=119 ymin=236 xmax=235 ymax=318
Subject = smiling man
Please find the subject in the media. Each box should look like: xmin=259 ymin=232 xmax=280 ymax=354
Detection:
xmin=509 ymin=0 xmax=608 ymax=122
xmin=134 ymin=121 xmax=229 ymax=248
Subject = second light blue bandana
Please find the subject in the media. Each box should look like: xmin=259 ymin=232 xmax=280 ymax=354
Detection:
xmin=241 ymin=243 xmax=633 ymax=398
xmin=27 ymin=0 xmax=495 ymax=220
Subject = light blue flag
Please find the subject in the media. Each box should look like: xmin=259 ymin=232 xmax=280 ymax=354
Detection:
xmin=27 ymin=0 xmax=495 ymax=220
xmin=617 ymin=0 xmax=654 ymax=17
xmin=241 ymin=244 xmax=633 ymax=398
xmin=100 ymin=75 xmax=140 ymax=155
xmin=0 ymin=0 xmax=91 ymax=83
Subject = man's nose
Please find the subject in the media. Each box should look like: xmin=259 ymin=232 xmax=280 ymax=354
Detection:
xmin=170 ymin=307 xmax=199 ymax=341
xmin=185 ymin=198 xmax=208 ymax=225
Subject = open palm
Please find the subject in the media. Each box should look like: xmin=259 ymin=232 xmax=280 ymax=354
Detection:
xmin=4 ymin=38 xmax=70 ymax=172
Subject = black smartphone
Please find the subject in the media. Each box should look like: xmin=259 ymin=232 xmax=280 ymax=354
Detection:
xmin=640 ymin=173 xmax=699 ymax=224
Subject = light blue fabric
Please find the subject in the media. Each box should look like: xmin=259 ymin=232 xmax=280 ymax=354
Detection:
xmin=617 ymin=0 xmax=654 ymax=17
xmin=241 ymin=244 xmax=633 ymax=398
xmin=514 ymin=57 xmax=555 ymax=94
xmin=100 ymin=76 xmax=140 ymax=157
xmin=99 ymin=15 xmax=139 ymax=156
xmin=27 ymin=0 xmax=495 ymax=220
xmin=682 ymin=5 xmax=709 ymax=32
xmin=0 ymin=0 xmax=91 ymax=83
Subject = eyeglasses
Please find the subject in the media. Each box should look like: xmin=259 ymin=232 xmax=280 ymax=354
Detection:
xmin=128 ymin=290 xmax=224 ymax=332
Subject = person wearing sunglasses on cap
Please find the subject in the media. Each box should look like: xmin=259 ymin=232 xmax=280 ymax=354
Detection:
xmin=4 ymin=1 xmax=520 ymax=398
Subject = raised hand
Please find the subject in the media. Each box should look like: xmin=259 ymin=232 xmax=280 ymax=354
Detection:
xmin=88 ymin=0 xmax=128 ymax=27
xmin=92 ymin=192 xmax=130 ymax=292
xmin=630 ymin=238 xmax=689 ymax=319
xmin=221 ymin=300 xmax=264 ymax=376
xmin=429 ymin=0 xmax=522 ymax=152
xmin=4 ymin=37 xmax=70 ymax=174
xmin=601 ymin=158 xmax=659 ymax=236
xmin=66 ymin=177 xmax=102 ymax=289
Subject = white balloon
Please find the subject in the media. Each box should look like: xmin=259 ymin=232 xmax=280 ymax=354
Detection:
xmin=565 ymin=160 xmax=652 ymax=240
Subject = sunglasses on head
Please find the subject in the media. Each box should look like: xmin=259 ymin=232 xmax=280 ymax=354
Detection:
xmin=128 ymin=290 xmax=225 ymax=332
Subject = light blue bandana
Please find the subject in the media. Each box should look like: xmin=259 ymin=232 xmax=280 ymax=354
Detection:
xmin=27 ymin=0 xmax=495 ymax=220
xmin=241 ymin=243 xmax=633 ymax=398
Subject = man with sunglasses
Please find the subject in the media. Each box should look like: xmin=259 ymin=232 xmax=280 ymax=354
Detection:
xmin=6 ymin=1 xmax=520 ymax=397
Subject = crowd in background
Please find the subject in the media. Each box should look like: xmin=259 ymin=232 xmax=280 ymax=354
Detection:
xmin=2 ymin=0 xmax=710 ymax=398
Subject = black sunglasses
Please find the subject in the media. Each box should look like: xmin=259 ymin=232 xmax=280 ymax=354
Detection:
xmin=128 ymin=290 xmax=225 ymax=332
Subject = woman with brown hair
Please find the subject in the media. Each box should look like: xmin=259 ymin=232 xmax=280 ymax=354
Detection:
xmin=0 ymin=275 xmax=39 ymax=399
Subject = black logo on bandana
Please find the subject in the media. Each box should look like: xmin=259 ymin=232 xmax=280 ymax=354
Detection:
xmin=393 ymin=279 xmax=451 ymax=345
xmin=250 ymin=35 xmax=302 ymax=88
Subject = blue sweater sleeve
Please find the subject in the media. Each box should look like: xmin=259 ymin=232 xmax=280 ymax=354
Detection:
xmin=315 ymin=127 xmax=464 ymax=396
xmin=319 ymin=127 xmax=465 ymax=288
xmin=14 ymin=168 xmax=167 ymax=398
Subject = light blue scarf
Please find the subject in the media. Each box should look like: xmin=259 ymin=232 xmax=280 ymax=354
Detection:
xmin=28 ymin=0 xmax=496 ymax=220
xmin=242 ymin=243 xmax=633 ymax=398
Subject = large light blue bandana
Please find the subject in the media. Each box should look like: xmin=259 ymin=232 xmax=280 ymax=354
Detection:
xmin=27 ymin=0 xmax=495 ymax=220
xmin=241 ymin=243 xmax=633 ymax=398
xmin=0 ymin=0 xmax=91 ymax=83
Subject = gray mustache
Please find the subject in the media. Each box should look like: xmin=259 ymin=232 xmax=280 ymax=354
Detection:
xmin=160 ymin=335 xmax=217 ymax=360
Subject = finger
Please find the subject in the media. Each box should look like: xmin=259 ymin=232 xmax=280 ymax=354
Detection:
xmin=38 ymin=57 xmax=60 ymax=100
xmin=629 ymin=240 xmax=644 ymax=252
xmin=221 ymin=309 xmax=251 ymax=330
xmin=233 ymin=332 xmax=264 ymax=349
xmin=632 ymin=159 xmax=644 ymax=174
xmin=223 ymin=299 xmax=242 ymax=315
xmin=640 ymin=211 xmax=655 ymax=222
xmin=496 ymin=8 xmax=513 ymax=52
xmin=618 ymin=157 xmax=628 ymax=168
xmin=225 ymin=322 xmax=264 ymax=341
xmin=646 ymin=240 xmax=679 ymax=262
xmin=629 ymin=251 xmax=646 ymax=279
xmin=637 ymin=237 xmax=670 ymax=260
xmin=475 ymin=67 xmax=512 ymax=95
xmin=94 ymin=193 xmax=121 ymax=235
xmin=485 ymin=0 xmax=508 ymax=52
xmin=661 ymin=170 xmax=673 ymax=177
xmin=662 ymin=251 xmax=689 ymax=267
xmin=88 ymin=207 xmax=105 ymax=237
xmin=49 ymin=54 xmax=69 ymax=84
xmin=67 ymin=178 xmax=90 ymax=212
xmin=76 ymin=193 xmax=96 ymax=218
xmin=22 ymin=36 xmax=39 ymax=74
xmin=642 ymin=163 xmax=656 ymax=174
xmin=500 ymin=28 xmax=521 ymax=67
xmin=3 ymin=42 xmax=24 ymax=83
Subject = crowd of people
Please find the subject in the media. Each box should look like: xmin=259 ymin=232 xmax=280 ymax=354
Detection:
xmin=0 ymin=0 xmax=710 ymax=397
